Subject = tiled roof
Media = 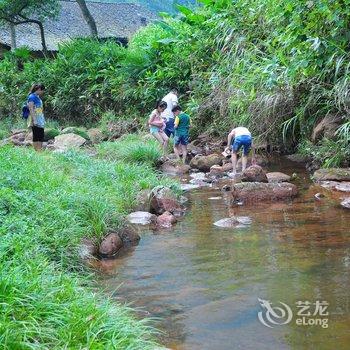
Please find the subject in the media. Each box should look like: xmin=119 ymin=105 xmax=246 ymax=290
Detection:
xmin=0 ymin=1 xmax=157 ymax=51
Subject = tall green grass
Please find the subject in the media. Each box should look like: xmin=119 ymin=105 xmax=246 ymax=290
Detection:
xmin=0 ymin=140 xmax=175 ymax=349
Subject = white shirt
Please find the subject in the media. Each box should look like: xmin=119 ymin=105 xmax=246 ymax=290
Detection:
xmin=161 ymin=92 xmax=178 ymax=121
xmin=232 ymin=127 xmax=251 ymax=137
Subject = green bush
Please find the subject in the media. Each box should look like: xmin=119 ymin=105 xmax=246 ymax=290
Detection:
xmin=1 ymin=1 xmax=350 ymax=164
xmin=44 ymin=128 xmax=60 ymax=141
xmin=61 ymin=126 xmax=90 ymax=140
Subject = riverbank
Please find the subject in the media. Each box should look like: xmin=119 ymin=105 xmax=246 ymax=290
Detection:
xmin=0 ymin=137 xmax=176 ymax=349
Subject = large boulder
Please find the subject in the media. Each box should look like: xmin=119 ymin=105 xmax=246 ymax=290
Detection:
xmin=53 ymin=133 xmax=86 ymax=151
xmin=99 ymin=233 xmax=123 ymax=257
xmin=161 ymin=160 xmax=191 ymax=175
xmin=87 ymin=128 xmax=105 ymax=144
xmin=150 ymin=186 xmax=183 ymax=215
xmin=156 ymin=211 xmax=177 ymax=229
xmin=266 ymin=172 xmax=291 ymax=183
xmin=127 ymin=211 xmax=157 ymax=225
xmin=187 ymin=142 xmax=204 ymax=157
xmin=311 ymin=115 xmax=343 ymax=143
xmin=134 ymin=189 xmax=152 ymax=212
xmin=190 ymin=153 xmax=222 ymax=172
xmin=241 ymin=165 xmax=268 ymax=183
xmin=230 ymin=182 xmax=298 ymax=204
xmin=118 ymin=226 xmax=140 ymax=246
xmin=313 ymin=168 xmax=350 ymax=182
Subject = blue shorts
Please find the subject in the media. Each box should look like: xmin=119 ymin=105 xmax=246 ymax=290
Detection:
xmin=150 ymin=126 xmax=161 ymax=134
xmin=174 ymin=134 xmax=189 ymax=146
xmin=164 ymin=119 xmax=175 ymax=137
xmin=232 ymin=135 xmax=252 ymax=156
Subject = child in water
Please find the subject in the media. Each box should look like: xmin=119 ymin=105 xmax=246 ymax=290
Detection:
xmin=148 ymin=100 xmax=169 ymax=154
xmin=172 ymin=105 xmax=191 ymax=164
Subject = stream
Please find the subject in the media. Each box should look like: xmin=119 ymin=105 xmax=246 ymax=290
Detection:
xmin=95 ymin=158 xmax=350 ymax=350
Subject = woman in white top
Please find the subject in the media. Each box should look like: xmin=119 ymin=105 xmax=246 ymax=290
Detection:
xmin=225 ymin=126 xmax=255 ymax=176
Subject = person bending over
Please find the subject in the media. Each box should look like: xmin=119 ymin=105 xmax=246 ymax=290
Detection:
xmin=225 ymin=126 xmax=255 ymax=176
xmin=149 ymin=100 xmax=169 ymax=155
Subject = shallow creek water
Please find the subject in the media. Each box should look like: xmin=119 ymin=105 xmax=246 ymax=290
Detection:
xmin=94 ymin=158 xmax=350 ymax=350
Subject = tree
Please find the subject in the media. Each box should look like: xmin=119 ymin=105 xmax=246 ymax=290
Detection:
xmin=76 ymin=0 xmax=98 ymax=37
xmin=0 ymin=0 xmax=60 ymax=55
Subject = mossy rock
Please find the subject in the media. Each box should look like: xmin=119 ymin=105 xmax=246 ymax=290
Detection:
xmin=61 ymin=127 xmax=90 ymax=141
xmin=44 ymin=128 xmax=60 ymax=141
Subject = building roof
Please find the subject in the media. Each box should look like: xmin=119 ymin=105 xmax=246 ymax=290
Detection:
xmin=0 ymin=1 xmax=157 ymax=51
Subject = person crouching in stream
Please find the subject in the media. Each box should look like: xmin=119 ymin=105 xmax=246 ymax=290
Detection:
xmin=225 ymin=126 xmax=255 ymax=177
xmin=172 ymin=105 xmax=191 ymax=164
xmin=148 ymin=100 xmax=169 ymax=156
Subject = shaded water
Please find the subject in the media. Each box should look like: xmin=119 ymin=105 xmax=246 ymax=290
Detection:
xmin=95 ymin=159 xmax=350 ymax=350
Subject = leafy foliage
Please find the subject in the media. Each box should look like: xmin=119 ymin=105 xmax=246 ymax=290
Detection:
xmin=1 ymin=0 xmax=350 ymax=165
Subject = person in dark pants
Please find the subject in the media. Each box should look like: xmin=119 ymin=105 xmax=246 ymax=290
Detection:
xmin=27 ymin=83 xmax=46 ymax=151
xmin=161 ymin=88 xmax=179 ymax=138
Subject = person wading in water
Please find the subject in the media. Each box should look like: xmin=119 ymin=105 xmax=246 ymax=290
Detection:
xmin=225 ymin=126 xmax=256 ymax=177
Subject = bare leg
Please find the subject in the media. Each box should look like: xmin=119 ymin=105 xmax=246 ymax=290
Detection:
xmin=33 ymin=141 xmax=42 ymax=152
xmin=160 ymin=131 xmax=169 ymax=155
xmin=242 ymin=155 xmax=248 ymax=172
xmin=231 ymin=152 xmax=238 ymax=175
xmin=181 ymin=144 xmax=187 ymax=164
xmin=152 ymin=132 xmax=164 ymax=146
xmin=174 ymin=144 xmax=181 ymax=161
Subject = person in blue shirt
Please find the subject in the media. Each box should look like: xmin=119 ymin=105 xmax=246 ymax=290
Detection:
xmin=27 ymin=83 xmax=46 ymax=151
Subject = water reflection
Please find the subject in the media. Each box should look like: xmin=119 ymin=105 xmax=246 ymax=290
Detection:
xmin=95 ymin=159 xmax=350 ymax=350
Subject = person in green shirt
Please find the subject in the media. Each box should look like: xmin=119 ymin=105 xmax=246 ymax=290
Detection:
xmin=172 ymin=105 xmax=191 ymax=164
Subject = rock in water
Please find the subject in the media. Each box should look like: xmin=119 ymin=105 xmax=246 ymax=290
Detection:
xmin=214 ymin=216 xmax=252 ymax=228
xmin=180 ymin=183 xmax=200 ymax=191
xmin=99 ymin=233 xmax=123 ymax=257
xmin=341 ymin=198 xmax=350 ymax=209
xmin=313 ymin=168 xmax=350 ymax=182
xmin=127 ymin=211 xmax=156 ymax=225
xmin=241 ymin=165 xmax=268 ymax=183
xmin=118 ymin=226 xmax=140 ymax=246
xmin=231 ymin=182 xmax=298 ymax=204
xmin=266 ymin=172 xmax=291 ymax=183
xmin=156 ymin=211 xmax=177 ymax=228
xmin=150 ymin=186 xmax=183 ymax=215
xmin=189 ymin=154 xmax=222 ymax=172
xmin=53 ymin=133 xmax=86 ymax=151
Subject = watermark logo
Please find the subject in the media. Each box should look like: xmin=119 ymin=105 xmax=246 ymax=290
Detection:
xmin=258 ymin=298 xmax=329 ymax=329
xmin=258 ymin=298 xmax=293 ymax=328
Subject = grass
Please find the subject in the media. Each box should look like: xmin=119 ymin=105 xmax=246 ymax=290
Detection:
xmin=0 ymin=138 xmax=176 ymax=349
xmin=97 ymin=134 xmax=163 ymax=166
